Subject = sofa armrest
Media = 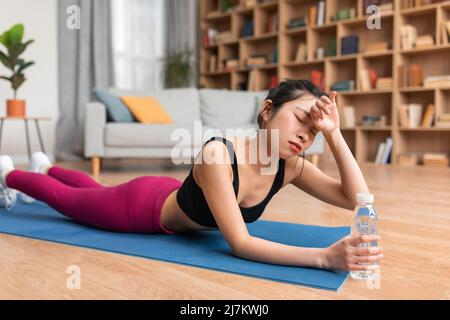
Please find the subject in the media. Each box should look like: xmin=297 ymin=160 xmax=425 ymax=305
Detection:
xmin=84 ymin=102 xmax=106 ymax=158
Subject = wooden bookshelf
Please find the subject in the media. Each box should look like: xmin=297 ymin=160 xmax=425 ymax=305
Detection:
xmin=199 ymin=0 xmax=450 ymax=167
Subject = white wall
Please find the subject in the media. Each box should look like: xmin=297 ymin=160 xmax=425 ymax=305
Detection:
xmin=0 ymin=0 xmax=58 ymax=164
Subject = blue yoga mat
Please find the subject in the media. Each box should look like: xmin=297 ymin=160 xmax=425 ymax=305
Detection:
xmin=0 ymin=199 xmax=350 ymax=291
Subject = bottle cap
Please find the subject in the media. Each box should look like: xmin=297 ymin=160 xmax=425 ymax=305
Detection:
xmin=356 ymin=193 xmax=374 ymax=204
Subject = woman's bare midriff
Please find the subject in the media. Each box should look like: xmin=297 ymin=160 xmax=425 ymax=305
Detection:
xmin=160 ymin=188 xmax=216 ymax=233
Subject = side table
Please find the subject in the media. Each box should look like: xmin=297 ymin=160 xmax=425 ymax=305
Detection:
xmin=0 ymin=116 xmax=51 ymax=161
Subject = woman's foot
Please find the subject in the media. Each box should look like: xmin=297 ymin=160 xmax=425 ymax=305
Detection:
xmin=0 ymin=155 xmax=17 ymax=211
xmin=20 ymin=152 xmax=53 ymax=204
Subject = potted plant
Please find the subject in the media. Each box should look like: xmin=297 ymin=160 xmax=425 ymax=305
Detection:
xmin=162 ymin=47 xmax=194 ymax=88
xmin=0 ymin=23 xmax=35 ymax=117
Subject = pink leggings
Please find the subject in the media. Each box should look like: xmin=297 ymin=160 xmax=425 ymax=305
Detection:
xmin=5 ymin=166 xmax=183 ymax=234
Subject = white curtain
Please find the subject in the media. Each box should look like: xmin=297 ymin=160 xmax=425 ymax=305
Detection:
xmin=111 ymin=0 xmax=165 ymax=91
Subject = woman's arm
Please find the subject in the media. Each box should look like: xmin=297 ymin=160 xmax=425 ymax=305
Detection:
xmin=324 ymin=129 xmax=369 ymax=207
xmin=196 ymin=141 xmax=326 ymax=268
xmin=311 ymin=92 xmax=370 ymax=207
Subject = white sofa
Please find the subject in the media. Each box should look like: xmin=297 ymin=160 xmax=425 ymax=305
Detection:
xmin=84 ymin=87 xmax=324 ymax=177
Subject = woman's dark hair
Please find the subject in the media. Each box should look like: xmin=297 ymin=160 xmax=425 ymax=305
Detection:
xmin=257 ymin=79 xmax=328 ymax=129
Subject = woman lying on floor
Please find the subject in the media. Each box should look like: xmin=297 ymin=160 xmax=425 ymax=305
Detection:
xmin=0 ymin=79 xmax=383 ymax=272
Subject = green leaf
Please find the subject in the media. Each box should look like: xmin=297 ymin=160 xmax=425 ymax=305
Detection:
xmin=9 ymin=24 xmax=24 ymax=44
xmin=0 ymin=50 xmax=14 ymax=70
xmin=11 ymin=73 xmax=25 ymax=91
xmin=17 ymin=61 xmax=34 ymax=74
xmin=0 ymin=31 xmax=10 ymax=48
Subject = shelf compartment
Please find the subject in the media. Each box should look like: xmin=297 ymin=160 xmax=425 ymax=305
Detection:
xmin=310 ymin=25 xmax=338 ymax=59
xmin=327 ymin=58 xmax=357 ymax=92
xmin=356 ymin=130 xmax=392 ymax=164
xmin=200 ymin=73 xmax=231 ymax=90
xmin=240 ymin=36 xmax=278 ymax=68
xmin=339 ymin=93 xmax=393 ymax=126
xmin=255 ymin=1 xmax=279 ymax=36
xmin=396 ymin=130 xmax=450 ymax=163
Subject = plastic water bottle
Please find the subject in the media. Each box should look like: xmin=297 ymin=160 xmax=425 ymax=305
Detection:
xmin=350 ymin=192 xmax=379 ymax=280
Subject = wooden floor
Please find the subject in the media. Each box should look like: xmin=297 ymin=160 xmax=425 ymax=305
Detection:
xmin=1 ymin=158 xmax=449 ymax=299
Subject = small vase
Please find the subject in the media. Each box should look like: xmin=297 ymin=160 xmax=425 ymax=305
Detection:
xmin=6 ymin=99 xmax=26 ymax=117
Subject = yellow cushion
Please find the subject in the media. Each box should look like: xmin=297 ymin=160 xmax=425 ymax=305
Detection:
xmin=120 ymin=96 xmax=173 ymax=124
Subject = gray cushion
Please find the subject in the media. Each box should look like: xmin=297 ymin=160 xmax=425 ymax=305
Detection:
xmin=105 ymin=123 xmax=199 ymax=148
xmin=108 ymin=87 xmax=201 ymax=124
xmin=199 ymin=89 xmax=259 ymax=127
xmin=94 ymin=89 xmax=135 ymax=122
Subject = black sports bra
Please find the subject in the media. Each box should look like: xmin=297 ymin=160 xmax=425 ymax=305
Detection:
xmin=176 ymin=136 xmax=286 ymax=228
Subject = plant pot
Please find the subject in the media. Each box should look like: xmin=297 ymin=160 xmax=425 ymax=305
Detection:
xmin=6 ymin=99 xmax=26 ymax=117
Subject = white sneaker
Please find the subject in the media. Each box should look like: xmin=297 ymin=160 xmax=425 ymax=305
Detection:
xmin=20 ymin=151 xmax=52 ymax=204
xmin=0 ymin=155 xmax=17 ymax=211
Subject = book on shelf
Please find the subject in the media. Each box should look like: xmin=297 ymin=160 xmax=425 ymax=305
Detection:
xmin=241 ymin=20 xmax=254 ymax=37
xmin=209 ymin=55 xmax=218 ymax=72
xmin=414 ymin=34 xmax=434 ymax=48
xmin=400 ymin=24 xmax=417 ymax=50
xmin=295 ymin=43 xmax=307 ymax=62
xmin=398 ymin=104 xmax=409 ymax=128
xmin=422 ymin=152 xmax=449 ymax=167
xmin=343 ymin=106 xmax=356 ymax=128
xmin=374 ymin=137 xmax=393 ymax=165
xmin=272 ymin=45 xmax=278 ymax=64
xmin=203 ymin=28 xmax=218 ymax=47
xmin=359 ymin=68 xmax=378 ymax=90
xmin=333 ymin=8 xmax=356 ymax=21
xmin=436 ymin=113 xmax=450 ymax=127
xmin=362 ymin=115 xmax=386 ymax=126
xmin=224 ymin=58 xmax=239 ymax=71
xmin=341 ymin=35 xmax=359 ymax=55
xmin=216 ymin=31 xmax=233 ymax=44
xmin=246 ymin=54 xmax=267 ymax=67
xmin=269 ymin=75 xmax=278 ymax=89
xmin=311 ymin=70 xmax=324 ymax=91
xmin=365 ymin=41 xmax=389 ymax=52
xmin=267 ymin=12 xmax=279 ymax=33
xmin=331 ymin=80 xmax=355 ymax=91
xmin=423 ymin=75 xmax=450 ymax=88
xmin=408 ymin=64 xmax=423 ymax=87
xmin=248 ymin=69 xmax=257 ymax=91
xmin=378 ymin=2 xmax=394 ymax=12
xmin=376 ymin=77 xmax=393 ymax=90
xmin=408 ymin=104 xmax=423 ymax=128
xmin=327 ymin=38 xmax=337 ymax=57
xmin=309 ymin=5 xmax=317 ymax=27
xmin=287 ymin=17 xmax=308 ymax=29
xmin=398 ymin=153 xmax=420 ymax=167
xmin=421 ymin=104 xmax=435 ymax=128
xmin=317 ymin=1 xmax=325 ymax=26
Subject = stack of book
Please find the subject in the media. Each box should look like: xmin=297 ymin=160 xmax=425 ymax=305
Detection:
xmin=436 ymin=113 xmax=450 ymax=128
xmin=311 ymin=70 xmax=324 ymax=91
xmin=246 ymin=54 xmax=267 ymax=67
xmin=414 ymin=34 xmax=434 ymax=48
xmin=398 ymin=152 xmax=420 ymax=167
xmin=224 ymin=58 xmax=239 ymax=71
xmin=267 ymin=12 xmax=279 ymax=33
xmin=400 ymin=25 xmax=417 ymax=50
xmin=362 ymin=115 xmax=386 ymax=126
xmin=365 ymin=41 xmax=390 ymax=53
xmin=342 ymin=106 xmax=356 ymax=128
xmin=422 ymin=153 xmax=449 ymax=167
xmin=287 ymin=17 xmax=308 ymax=29
xmin=332 ymin=8 xmax=356 ymax=21
xmin=376 ymin=77 xmax=393 ymax=90
xmin=374 ymin=137 xmax=393 ymax=164
xmin=423 ymin=75 xmax=450 ymax=88
xmin=295 ymin=43 xmax=307 ymax=62
xmin=341 ymin=35 xmax=359 ymax=55
xmin=216 ymin=31 xmax=233 ymax=44
xmin=241 ymin=20 xmax=254 ymax=37
xmin=331 ymin=80 xmax=355 ymax=91
xmin=363 ymin=0 xmax=394 ymax=14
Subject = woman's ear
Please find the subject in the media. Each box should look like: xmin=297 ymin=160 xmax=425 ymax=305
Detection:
xmin=261 ymin=99 xmax=273 ymax=121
